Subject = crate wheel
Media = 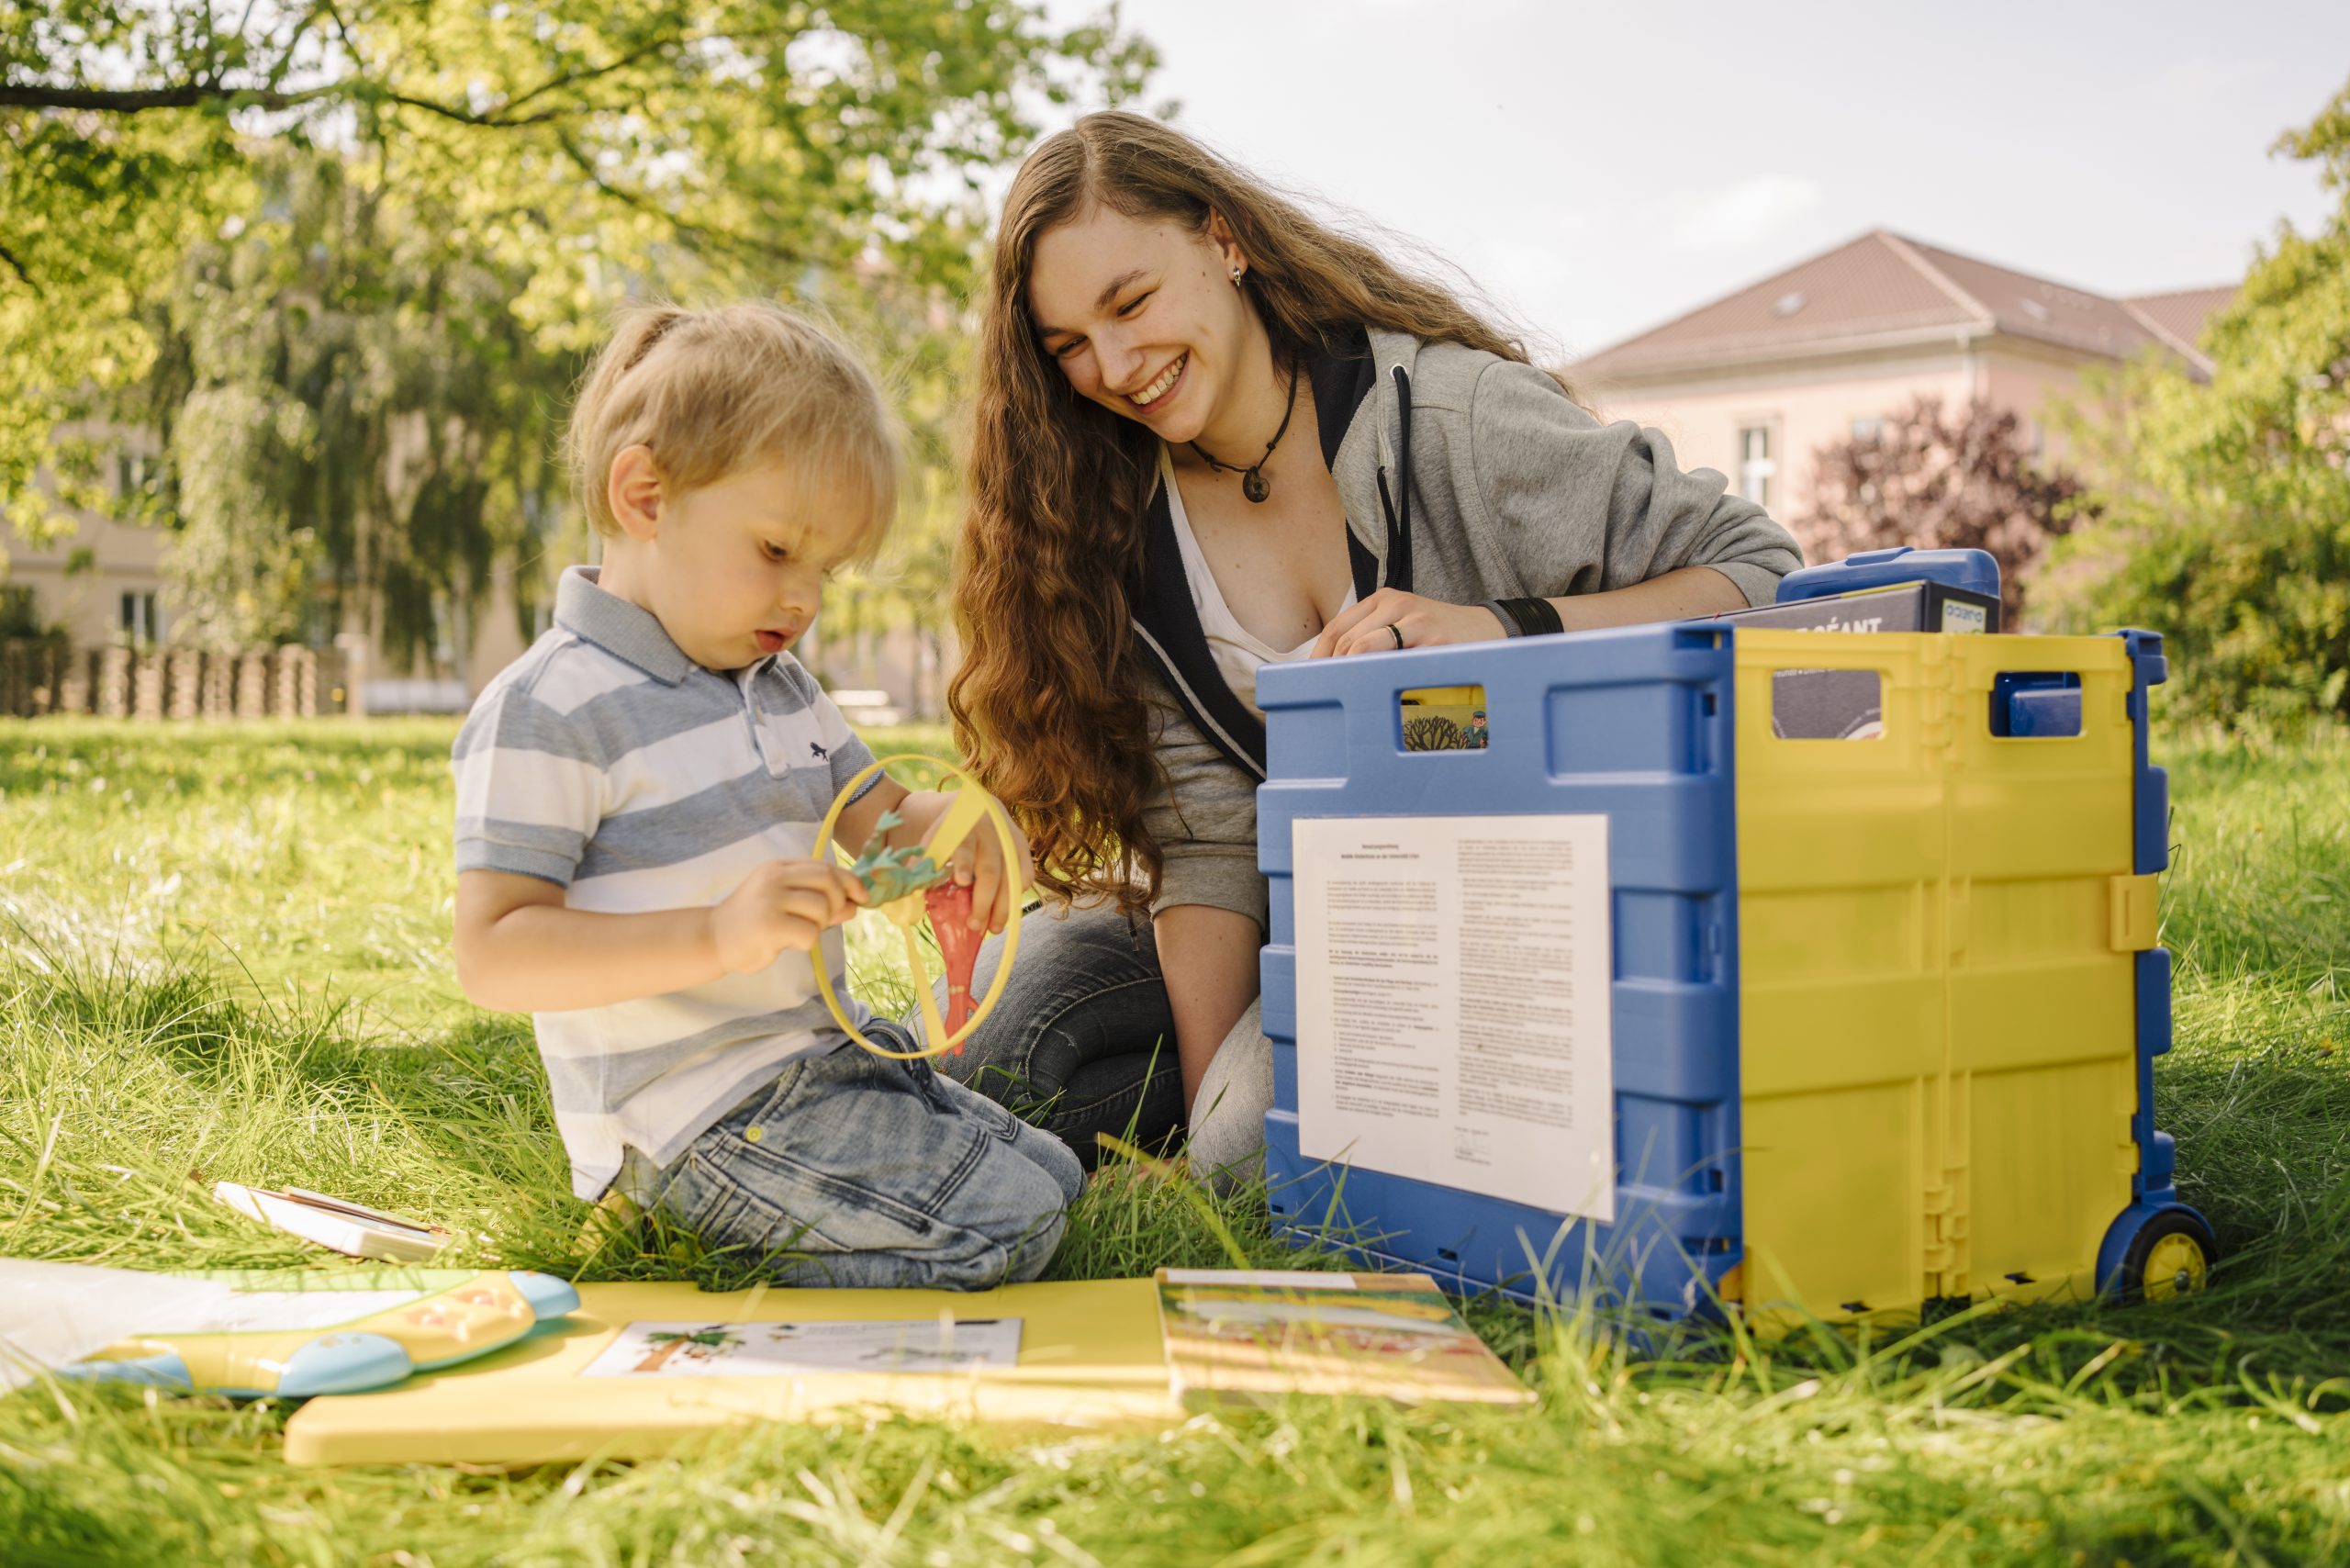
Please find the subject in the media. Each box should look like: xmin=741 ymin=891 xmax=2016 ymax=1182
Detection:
xmin=2119 ymin=1209 xmax=2218 ymax=1301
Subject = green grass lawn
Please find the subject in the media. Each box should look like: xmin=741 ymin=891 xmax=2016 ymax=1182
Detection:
xmin=3 ymin=716 xmax=2347 ymax=1566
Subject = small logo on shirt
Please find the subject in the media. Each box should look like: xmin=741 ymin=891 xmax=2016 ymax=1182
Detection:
xmin=810 ymin=742 xmax=829 ymax=761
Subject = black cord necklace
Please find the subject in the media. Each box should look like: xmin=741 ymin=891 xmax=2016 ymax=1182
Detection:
xmin=1191 ymin=357 xmax=1300 ymax=504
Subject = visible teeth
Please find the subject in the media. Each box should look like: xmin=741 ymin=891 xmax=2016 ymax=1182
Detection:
xmin=1131 ymin=353 xmax=1184 ymax=407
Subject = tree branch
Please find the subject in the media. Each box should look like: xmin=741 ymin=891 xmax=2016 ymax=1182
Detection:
xmin=263 ymin=1 xmax=335 ymax=93
xmin=552 ymin=129 xmax=802 ymax=268
xmin=366 ymin=89 xmax=589 ymax=128
xmin=2 ymin=19 xmax=764 ymax=127
xmin=499 ymin=31 xmax=691 ymax=116
xmin=0 ymin=82 xmax=229 ymax=112
xmin=0 ymin=77 xmax=596 ymax=125
xmin=0 ymin=72 xmax=372 ymax=113
xmin=0 ymin=239 xmax=39 ymax=296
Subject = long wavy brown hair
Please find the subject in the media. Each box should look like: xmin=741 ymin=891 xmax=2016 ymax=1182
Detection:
xmin=953 ymin=110 xmax=1559 ymax=913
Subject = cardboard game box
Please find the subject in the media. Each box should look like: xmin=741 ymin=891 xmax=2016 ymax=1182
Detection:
xmin=1696 ymin=580 xmax=2001 ymax=739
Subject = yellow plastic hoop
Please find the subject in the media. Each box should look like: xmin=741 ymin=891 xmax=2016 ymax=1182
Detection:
xmin=811 ymin=754 xmax=1024 ymax=1061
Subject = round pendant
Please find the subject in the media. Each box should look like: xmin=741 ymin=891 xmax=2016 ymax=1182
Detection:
xmin=1242 ymin=468 xmax=1270 ymax=503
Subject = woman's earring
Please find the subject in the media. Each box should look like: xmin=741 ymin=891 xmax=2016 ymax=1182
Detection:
xmin=1230 ymin=266 xmax=1244 ymax=284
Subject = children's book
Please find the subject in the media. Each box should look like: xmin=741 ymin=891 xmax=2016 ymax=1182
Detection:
xmin=1154 ymin=1269 xmax=1534 ymax=1408
xmin=284 ymin=1278 xmax=1175 ymax=1464
xmin=213 ymin=1182 xmax=450 ymax=1263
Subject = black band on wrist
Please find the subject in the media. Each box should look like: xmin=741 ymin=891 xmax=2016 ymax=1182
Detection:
xmin=1503 ymin=596 xmax=1564 ymax=636
xmin=1483 ymin=599 xmax=1526 ymax=637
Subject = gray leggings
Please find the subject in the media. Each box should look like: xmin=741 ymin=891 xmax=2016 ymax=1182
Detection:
xmin=933 ymin=902 xmax=1273 ymax=1183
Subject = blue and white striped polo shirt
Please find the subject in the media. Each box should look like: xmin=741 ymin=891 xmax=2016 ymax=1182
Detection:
xmin=452 ymin=566 xmax=878 ymax=1200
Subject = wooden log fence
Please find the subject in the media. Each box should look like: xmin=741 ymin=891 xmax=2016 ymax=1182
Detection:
xmin=0 ymin=642 xmax=322 ymax=720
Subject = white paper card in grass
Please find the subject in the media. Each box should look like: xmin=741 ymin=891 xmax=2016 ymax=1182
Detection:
xmin=1292 ymin=813 xmax=1614 ymax=1223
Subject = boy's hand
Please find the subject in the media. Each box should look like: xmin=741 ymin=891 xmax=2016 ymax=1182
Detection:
xmin=709 ymin=859 xmax=867 ymax=975
xmin=924 ymin=809 xmax=1033 ymax=935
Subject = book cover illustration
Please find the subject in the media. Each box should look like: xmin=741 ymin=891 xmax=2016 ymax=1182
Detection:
xmin=578 ymin=1316 xmax=1024 ymax=1379
xmin=1154 ymin=1269 xmax=1533 ymax=1407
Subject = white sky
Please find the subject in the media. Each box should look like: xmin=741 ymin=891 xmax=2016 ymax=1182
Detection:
xmin=1038 ymin=0 xmax=2350 ymax=361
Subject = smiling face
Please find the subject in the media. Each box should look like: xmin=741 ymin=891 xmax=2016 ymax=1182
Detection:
xmin=1026 ymin=204 xmax=1259 ymax=446
xmin=599 ymin=447 xmax=871 ymax=672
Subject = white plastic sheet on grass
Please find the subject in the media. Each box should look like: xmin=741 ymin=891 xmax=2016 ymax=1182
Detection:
xmin=0 ymin=1260 xmax=247 ymax=1391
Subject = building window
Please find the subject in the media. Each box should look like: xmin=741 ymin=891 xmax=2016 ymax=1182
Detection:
xmin=1738 ymin=424 xmax=1777 ymax=508
xmin=120 ymin=590 xmax=161 ymax=645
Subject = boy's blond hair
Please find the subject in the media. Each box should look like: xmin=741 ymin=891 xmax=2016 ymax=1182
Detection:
xmin=565 ymin=300 xmax=900 ymax=559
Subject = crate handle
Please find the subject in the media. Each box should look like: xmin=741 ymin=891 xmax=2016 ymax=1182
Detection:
xmin=1989 ymin=671 xmax=2085 ymax=738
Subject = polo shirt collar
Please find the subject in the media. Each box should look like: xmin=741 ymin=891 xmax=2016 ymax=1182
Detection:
xmin=554 ymin=566 xmax=698 ymax=686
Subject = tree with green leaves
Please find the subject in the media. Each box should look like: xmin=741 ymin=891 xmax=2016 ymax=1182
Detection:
xmin=2042 ymin=75 xmax=2350 ymax=728
xmin=4 ymin=1 xmax=1157 ymax=664
xmin=122 ymin=148 xmax=585 ymax=659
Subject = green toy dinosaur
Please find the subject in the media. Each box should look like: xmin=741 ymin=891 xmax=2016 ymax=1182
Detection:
xmin=849 ymin=810 xmax=951 ymax=903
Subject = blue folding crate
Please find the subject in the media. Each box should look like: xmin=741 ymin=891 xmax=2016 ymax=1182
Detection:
xmin=1259 ymin=617 xmax=2214 ymax=1323
xmin=1257 ymin=622 xmax=1743 ymax=1315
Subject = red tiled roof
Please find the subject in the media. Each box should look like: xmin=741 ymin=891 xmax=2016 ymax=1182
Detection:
xmin=1573 ymin=230 xmax=2231 ymax=383
xmin=2120 ymin=286 xmax=2239 ymax=365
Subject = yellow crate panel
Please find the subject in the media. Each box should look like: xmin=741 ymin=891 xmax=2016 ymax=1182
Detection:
xmin=1740 ymin=884 xmax=1929 ymax=980
xmin=1731 ymin=628 xmax=2152 ymax=1325
xmin=1741 ymin=977 xmax=1942 ymax=1098
xmin=1741 ymin=1081 xmax=1926 ymax=1316
xmin=1947 ymin=634 xmax=2132 ymax=700
xmin=1978 ymin=1265 xmax=2105 ymax=1311
xmin=1959 ymin=1061 xmax=2137 ymax=1293
xmin=1950 ymin=765 xmax=2132 ymax=879
xmin=1946 ymin=642 xmax=2133 ymax=881
xmin=1737 ymin=796 xmax=1944 ymax=893
xmin=1948 ymin=961 xmax=2135 ymax=1075
xmin=1961 ymin=877 xmax=2109 ymax=968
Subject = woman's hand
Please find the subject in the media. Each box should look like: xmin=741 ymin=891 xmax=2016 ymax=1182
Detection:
xmin=1310 ymin=589 xmax=1507 ymax=659
xmin=894 ymin=790 xmax=1033 ymax=935
xmin=927 ymin=811 xmax=1033 ymax=935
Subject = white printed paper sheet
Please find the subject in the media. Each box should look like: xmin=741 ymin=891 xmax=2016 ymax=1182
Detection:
xmin=579 ymin=1318 xmax=1024 ymax=1378
xmin=1292 ymin=814 xmax=1615 ymax=1222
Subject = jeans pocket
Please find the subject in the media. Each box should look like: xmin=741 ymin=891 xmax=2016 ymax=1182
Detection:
xmin=654 ymin=1147 xmax=753 ymax=1240
xmin=735 ymin=1055 xmax=819 ymax=1131
xmin=662 ymin=1146 xmax=852 ymax=1258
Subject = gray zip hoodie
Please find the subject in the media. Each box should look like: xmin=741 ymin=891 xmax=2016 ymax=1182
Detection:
xmin=1140 ymin=327 xmax=1803 ymax=931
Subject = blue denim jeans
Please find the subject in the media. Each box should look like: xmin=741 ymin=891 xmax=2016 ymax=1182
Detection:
xmin=640 ymin=1023 xmax=1083 ymax=1290
xmin=935 ymin=903 xmax=1188 ymax=1170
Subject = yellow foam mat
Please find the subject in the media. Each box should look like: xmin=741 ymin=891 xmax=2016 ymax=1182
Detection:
xmin=283 ymin=1278 xmax=1174 ymax=1466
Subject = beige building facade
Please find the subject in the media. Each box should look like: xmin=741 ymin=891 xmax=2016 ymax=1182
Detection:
xmin=1571 ymin=230 xmax=2234 ymax=555
xmin=0 ymin=498 xmax=171 ymax=650
xmin=1 ymin=448 xmax=543 ymax=713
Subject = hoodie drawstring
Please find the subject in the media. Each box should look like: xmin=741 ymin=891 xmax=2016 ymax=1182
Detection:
xmin=1374 ymin=364 xmax=1416 ymax=594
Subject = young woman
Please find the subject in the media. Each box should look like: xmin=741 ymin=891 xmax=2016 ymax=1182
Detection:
xmin=943 ymin=111 xmax=1800 ymax=1177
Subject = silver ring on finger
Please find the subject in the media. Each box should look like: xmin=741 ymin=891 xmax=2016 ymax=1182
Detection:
xmin=1386 ymin=622 xmax=1405 ymax=651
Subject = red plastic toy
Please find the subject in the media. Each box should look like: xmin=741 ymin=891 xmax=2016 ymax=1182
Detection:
xmin=924 ymin=882 xmax=983 ymax=1048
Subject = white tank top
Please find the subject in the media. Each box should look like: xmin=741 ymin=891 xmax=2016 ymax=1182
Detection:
xmin=1161 ymin=447 xmax=1356 ymax=718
